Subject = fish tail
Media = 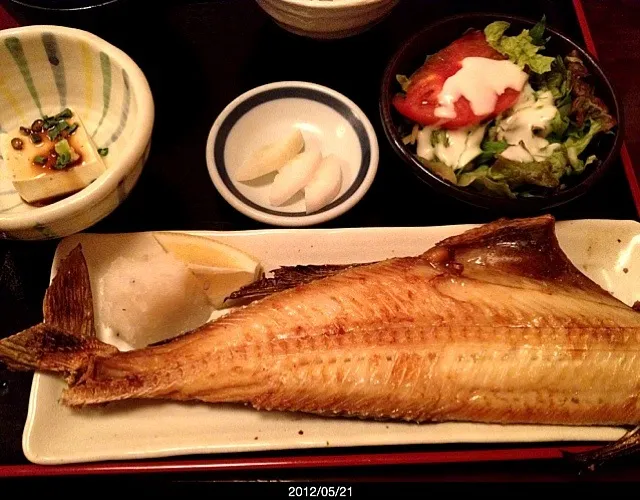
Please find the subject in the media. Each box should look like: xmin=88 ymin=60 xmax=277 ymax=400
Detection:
xmin=0 ymin=323 xmax=117 ymax=380
xmin=0 ymin=324 xmax=54 ymax=372
xmin=0 ymin=244 xmax=118 ymax=380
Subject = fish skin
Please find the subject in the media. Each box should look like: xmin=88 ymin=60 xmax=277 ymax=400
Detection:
xmin=57 ymin=215 xmax=640 ymax=425
xmin=2 ymin=215 xmax=640 ymax=427
xmin=227 ymin=263 xmax=365 ymax=303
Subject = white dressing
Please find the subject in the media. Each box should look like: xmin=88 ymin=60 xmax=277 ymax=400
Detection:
xmin=458 ymin=125 xmax=487 ymax=167
xmin=428 ymin=124 xmax=486 ymax=170
xmin=416 ymin=126 xmax=435 ymax=161
xmin=501 ymin=142 xmax=561 ymax=163
xmin=435 ymin=128 xmax=469 ymax=168
xmin=500 ymin=145 xmax=534 ymax=162
xmin=435 ymin=57 xmax=528 ymax=119
xmin=497 ymin=85 xmax=561 ymax=162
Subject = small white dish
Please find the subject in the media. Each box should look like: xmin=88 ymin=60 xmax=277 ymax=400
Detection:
xmin=206 ymin=81 xmax=379 ymax=227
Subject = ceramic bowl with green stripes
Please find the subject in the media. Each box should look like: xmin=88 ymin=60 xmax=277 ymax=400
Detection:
xmin=0 ymin=25 xmax=154 ymax=240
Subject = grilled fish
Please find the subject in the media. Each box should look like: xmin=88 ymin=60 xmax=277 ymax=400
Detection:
xmin=1 ymin=215 xmax=640 ymax=429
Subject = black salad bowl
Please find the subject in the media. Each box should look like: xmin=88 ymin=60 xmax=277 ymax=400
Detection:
xmin=379 ymin=13 xmax=624 ymax=214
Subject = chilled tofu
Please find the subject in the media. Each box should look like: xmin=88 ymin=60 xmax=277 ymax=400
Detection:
xmin=0 ymin=112 xmax=107 ymax=204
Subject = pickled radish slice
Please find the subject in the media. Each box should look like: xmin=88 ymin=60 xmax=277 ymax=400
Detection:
xmin=269 ymin=150 xmax=322 ymax=206
xmin=235 ymin=129 xmax=304 ymax=181
xmin=305 ymin=154 xmax=344 ymax=214
xmin=303 ymin=136 xmax=321 ymax=155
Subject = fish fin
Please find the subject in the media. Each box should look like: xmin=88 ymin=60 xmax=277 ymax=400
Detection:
xmin=229 ymin=215 xmax=610 ymax=304
xmin=0 ymin=324 xmax=47 ymax=371
xmin=563 ymin=426 xmax=640 ymax=473
xmin=0 ymin=244 xmax=116 ymax=380
xmin=226 ymin=264 xmax=365 ymax=303
xmin=426 ymin=214 xmax=617 ymax=299
xmin=61 ymin=376 xmax=152 ymax=407
xmin=0 ymin=322 xmax=117 ymax=380
xmin=43 ymin=244 xmax=96 ymax=338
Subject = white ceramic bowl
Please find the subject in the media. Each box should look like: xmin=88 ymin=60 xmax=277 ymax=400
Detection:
xmin=0 ymin=25 xmax=154 ymax=240
xmin=206 ymin=81 xmax=379 ymax=227
xmin=255 ymin=0 xmax=399 ymax=39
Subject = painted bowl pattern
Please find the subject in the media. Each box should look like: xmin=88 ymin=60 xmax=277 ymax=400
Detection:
xmin=0 ymin=25 xmax=154 ymax=240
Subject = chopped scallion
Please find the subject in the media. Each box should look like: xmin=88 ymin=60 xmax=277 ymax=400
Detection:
xmin=54 ymin=108 xmax=73 ymax=120
xmin=42 ymin=115 xmax=57 ymax=130
xmin=54 ymin=152 xmax=72 ymax=170
xmin=47 ymin=121 xmax=70 ymax=141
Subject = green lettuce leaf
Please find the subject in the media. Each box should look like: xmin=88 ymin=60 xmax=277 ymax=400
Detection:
xmin=396 ymin=74 xmax=411 ymax=92
xmin=485 ymin=124 xmax=499 ymax=142
xmin=458 ymin=165 xmax=490 ymax=187
xmin=548 ymin=110 xmax=570 ymax=139
xmin=536 ymin=56 xmax=571 ymax=101
xmin=528 ymin=15 xmax=550 ymax=46
xmin=476 ymin=139 xmax=509 ymax=164
xmin=431 ymin=129 xmax=450 ymax=148
xmin=484 ymin=20 xmax=555 ymax=74
xmin=418 ymin=158 xmax=457 ymax=184
xmin=564 ymin=118 xmax=603 ymax=172
xmin=475 ymin=177 xmax=516 ymax=198
xmin=564 ymin=120 xmax=604 ymax=155
xmin=585 ymin=155 xmax=598 ymax=168
xmin=547 ymin=146 xmax=570 ymax=177
xmin=458 ymin=165 xmax=516 ymax=198
xmin=484 ymin=21 xmax=510 ymax=45
xmin=489 ymin=156 xmax=560 ymax=189
xmin=532 ymin=56 xmax=573 ymax=142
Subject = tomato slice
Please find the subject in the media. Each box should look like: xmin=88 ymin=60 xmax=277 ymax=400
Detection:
xmin=392 ymin=31 xmax=522 ymax=129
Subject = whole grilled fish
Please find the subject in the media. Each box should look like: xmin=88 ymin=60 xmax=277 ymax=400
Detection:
xmin=2 ymin=215 xmax=640 ymax=431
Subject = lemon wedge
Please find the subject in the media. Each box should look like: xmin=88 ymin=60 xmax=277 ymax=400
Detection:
xmin=152 ymin=232 xmax=262 ymax=308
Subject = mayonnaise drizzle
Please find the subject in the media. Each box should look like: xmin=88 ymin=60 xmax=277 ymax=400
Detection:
xmin=416 ymin=127 xmax=435 ymax=161
xmin=434 ymin=57 xmax=528 ymax=119
xmin=497 ymin=85 xmax=560 ymax=162
xmin=417 ymin=124 xmax=486 ymax=170
xmin=434 ymin=128 xmax=469 ymax=167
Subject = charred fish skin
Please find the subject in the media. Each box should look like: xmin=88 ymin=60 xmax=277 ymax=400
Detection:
xmin=30 ymin=215 xmax=636 ymax=428
xmin=227 ymin=263 xmax=366 ymax=304
xmin=0 ymin=246 xmax=116 ymax=379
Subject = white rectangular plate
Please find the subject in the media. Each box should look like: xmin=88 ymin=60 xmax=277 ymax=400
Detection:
xmin=23 ymin=219 xmax=640 ymax=464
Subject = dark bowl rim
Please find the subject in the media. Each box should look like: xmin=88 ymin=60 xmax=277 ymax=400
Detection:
xmin=7 ymin=0 xmax=121 ymax=12
xmin=379 ymin=12 xmax=625 ymax=212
